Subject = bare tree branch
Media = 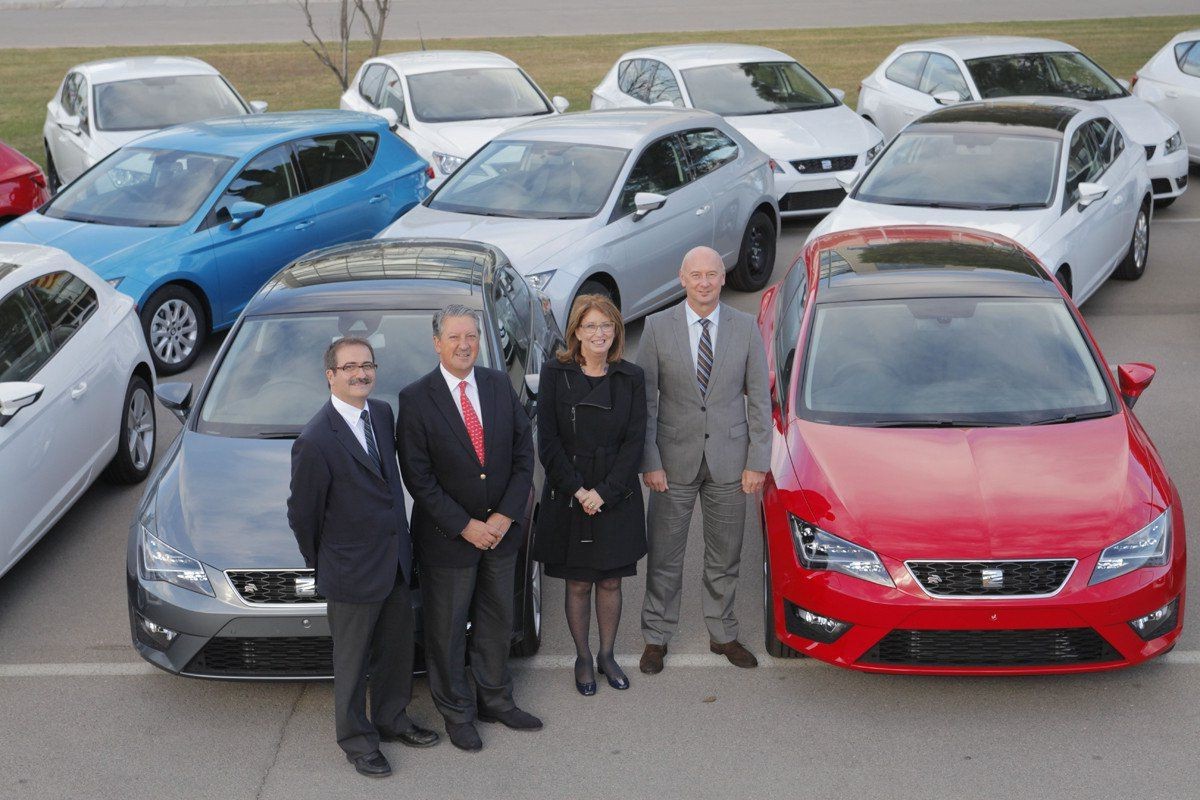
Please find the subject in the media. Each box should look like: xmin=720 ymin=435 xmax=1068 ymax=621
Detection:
xmin=353 ymin=0 xmax=391 ymax=58
xmin=297 ymin=0 xmax=359 ymax=90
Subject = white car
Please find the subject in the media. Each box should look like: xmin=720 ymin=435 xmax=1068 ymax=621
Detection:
xmin=1133 ymin=30 xmax=1200 ymax=167
xmin=809 ymin=100 xmax=1152 ymax=306
xmin=340 ymin=50 xmax=569 ymax=178
xmin=378 ymin=108 xmax=779 ymax=325
xmin=0 ymin=243 xmax=156 ymax=580
xmin=43 ymin=56 xmax=266 ymax=191
xmin=857 ymin=36 xmax=1188 ymax=206
xmin=591 ymin=44 xmax=884 ymax=216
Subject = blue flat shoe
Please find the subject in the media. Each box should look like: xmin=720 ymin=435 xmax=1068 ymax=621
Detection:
xmin=597 ymin=657 xmax=629 ymax=690
xmin=574 ymin=656 xmax=597 ymax=696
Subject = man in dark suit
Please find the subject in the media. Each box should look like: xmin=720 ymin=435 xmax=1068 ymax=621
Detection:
xmin=288 ymin=337 xmax=438 ymax=779
xmin=397 ymin=304 xmax=541 ymax=753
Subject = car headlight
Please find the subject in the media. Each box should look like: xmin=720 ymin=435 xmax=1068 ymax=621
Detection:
xmin=106 ymin=277 xmax=123 ymax=289
xmin=1164 ymin=131 xmax=1184 ymax=155
xmin=432 ymin=151 xmax=465 ymax=175
xmin=768 ymin=158 xmax=785 ymax=174
xmin=138 ymin=507 xmax=214 ymax=597
xmin=789 ymin=514 xmax=894 ymax=587
xmin=865 ymin=141 xmax=885 ymax=163
xmin=1089 ymin=508 xmax=1171 ymax=585
xmin=526 ymin=269 xmax=557 ymax=290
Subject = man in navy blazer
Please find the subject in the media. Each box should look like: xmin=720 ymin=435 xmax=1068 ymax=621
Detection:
xmin=288 ymin=337 xmax=438 ymax=779
xmin=397 ymin=304 xmax=541 ymax=753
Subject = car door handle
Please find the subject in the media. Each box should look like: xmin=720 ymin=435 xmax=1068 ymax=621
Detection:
xmin=904 ymin=109 xmax=916 ymax=116
xmin=368 ymin=194 xmax=386 ymax=204
xmin=294 ymin=220 xmax=314 ymax=230
xmin=695 ymin=204 xmax=712 ymax=215
xmin=1165 ymin=90 xmax=1179 ymax=98
xmin=70 ymin=382 xmax=88 ymax=400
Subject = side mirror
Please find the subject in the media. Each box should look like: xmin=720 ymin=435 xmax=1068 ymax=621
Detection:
xmin=155 ymin=382 xmax=193 ymax=424
xmin=834 ymin=170 xmax=860 ymax=192
xmin=1117 ymin=362 xmax=1155 ymax=408
xmin=228 ymin=200 xmax=266 ymax=229
xmin=1076 ymin=181 xmax=1108 ymax=209
xmin=0 ymin=382 xmax=44 ymax=426
xmin=830 ymin=87 xmax=846 ymax=102
xmin=633 ymin=191 xmax=667 ymax=219
xmin=376 ymin=107 xmax=400 ymax=130
xmin=552 ymin=95 xmax=570 ymax=113
xmin=932 ymin=90 xmax=960 ymax=106
xmin=60 ymin=114 xmax=82 ymax=135
xmin=249 ymin=100 xmax=269 ymax=114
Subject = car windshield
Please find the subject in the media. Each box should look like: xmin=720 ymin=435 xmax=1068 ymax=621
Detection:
xmin=428 ymin=139 xmax=628 ymax=219
xmin=93 ymin=75 xmax=248 ymax=131
xmin=42 ymin=147 xmax=234 ymax=227
xmin=197 ymin=311 xmax=490 ymax=437
xmin=854 ymin=130 xmax=1060 ymax=209
xmin=799 ymin=295 xmax=1112 ymax=427
xmin=407 ymin=68 xmax=552 ymax=123
xmin=966 ymin=52 xmax=1127 ymax=101
xmin=681 ymin=61 xmax=837 ymax=116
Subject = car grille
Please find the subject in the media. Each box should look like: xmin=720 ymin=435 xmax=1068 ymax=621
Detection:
xmin=185 ymin=636 xmax=334 ymax=677
xmin=907 ymin=560 xmax=1074 ymax=597
xmin=1151 ymin=177 xmax=1174 ymax=195
xmin=780 ymin=187 xmax=847 ymax=212
xmin=227 ymin=569 xmax=325 ymax=604
xmin=791 ymin=155 xmax=857 ymax=173
xmin=1144 ymin=144 xmax=1156 ymax=160
xmin=860 ymin=628 xmax=1121 ymax=668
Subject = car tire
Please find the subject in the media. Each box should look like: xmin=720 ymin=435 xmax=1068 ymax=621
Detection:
xmin=1153 ymin=196 xmax=1175 ymax=210
xmin=141 ymin=285 xmax=207 ymax=375
xmin=510 ymin=550 xmax=542 ymax=657
xmin=44 ymin=143 xmax=61 ymax=194
xmin=1114 ymin=202 xmax=1150 ymax=281
xmin=102 ymin=374 xmax=156 ymax=485
xmin=763 ymin=526 xmax=803 ymax=659
xmin=727 ymin=210 xmax=776 ymax=292
xmin=1055 ymin=267 xmax=1073 ymax=299
xmin=576 ymin=278 xmax=613 ymax=304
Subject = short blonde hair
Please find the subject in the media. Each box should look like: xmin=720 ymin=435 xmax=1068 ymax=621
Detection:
xmin=556 ymin=294 xmax=624 ymax=365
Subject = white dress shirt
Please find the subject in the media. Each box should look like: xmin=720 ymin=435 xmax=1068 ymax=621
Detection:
xmin=685 ymin=302 xmax=721 ymax=371
xmin=330 ymin=393 xmax=378 ymax=456
xmin=440 ymin=364 xmax=484 ymax=434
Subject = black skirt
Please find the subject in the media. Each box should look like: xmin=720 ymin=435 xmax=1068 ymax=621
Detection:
xmin=544 ymin=560 xmax=638 ymax=582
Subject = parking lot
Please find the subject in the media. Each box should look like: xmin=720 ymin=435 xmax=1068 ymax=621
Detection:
xmin=0 ymin=178 xmax=1197 ymax=798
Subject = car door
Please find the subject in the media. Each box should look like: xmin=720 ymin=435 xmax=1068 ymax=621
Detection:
xmin=1049 ymin=122 xmax=1115 ymax=300
xmin=295 ymin=132 xmax=389 ymax=243
xmin=203 ymin=143 xmax=317 ymax=325
xmin=605 ymin=134 xmax=714 ymax=316
xmin=0 ymin=272 xmax=104 ymax=573
xmin=680 ymin=127 xmax=744 ymax=263
xmin=49 ymin=73 xmax=90 ymax=183
xmin=918 ymin=53 xmax=972 ymax=105
xmin=877 ymin=52 xmax=933 ymax=135
xmin=1164 ymin=40 xmax=1200 ymax=160
xmin=347 ymin=62 xmax=387 ymax=114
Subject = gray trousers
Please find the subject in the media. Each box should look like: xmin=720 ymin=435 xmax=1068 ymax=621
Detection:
xmin=641 ymin=456 xmax=746 ymax=646
xmin=326 ymin=573 xmax=415 ymax=758
xmin=421 ymin=547 xmax=517 ymax=726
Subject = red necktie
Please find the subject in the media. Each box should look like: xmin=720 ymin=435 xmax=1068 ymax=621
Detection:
xmin=458 ymin=380 xmax=485 ymax=465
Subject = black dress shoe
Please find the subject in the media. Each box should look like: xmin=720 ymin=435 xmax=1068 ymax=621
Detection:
xmin=346 ymin=750 xmax=392 ymax=778
xmin=477 ymin=706 xmax=543 ymax=731
xmin=380 ymin=724 xmax=440 ymax=748
xmin=446 ymin=722 xmax=483 ymax=752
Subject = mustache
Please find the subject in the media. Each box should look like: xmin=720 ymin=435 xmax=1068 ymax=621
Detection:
xmin=348 ymin=376 xmax=373 ymax=386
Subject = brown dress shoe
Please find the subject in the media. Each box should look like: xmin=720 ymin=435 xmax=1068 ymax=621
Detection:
xmin=639 ymin=643 xmax=667 ymax=674
xmin=710 ymin=639 xmax=759 ymax=668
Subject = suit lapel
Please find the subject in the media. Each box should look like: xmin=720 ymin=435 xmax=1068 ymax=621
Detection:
xmin=325 ymin=401 xmax=383 ymax=480
xmin=426 ymin=369 xmax=481 ymax=465
xmin=478 ymin=369 xmax=499 ymax=466
xmin=670 ymin=304 xmax=704 ymax=402
xmin=367 ymin=399 xmax=394 ymax=481
xmin=708 ymin=303 xmax=733 ymax=391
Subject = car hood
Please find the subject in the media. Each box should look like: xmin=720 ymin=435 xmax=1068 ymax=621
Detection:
xmin=1096 ymin=96 xmax=1177 ymax=146
xmin=727 ymin=105 xmax=879 ymax=159
xmin=153 ymin=431 xmax=305 ymax=569
xmin=783 ymin=414 xmax=1162 ymax=560
xmin=92 ymin=128 xmax=156 ymax=154
xmin=0 ymin=212 xmax=174 ymax=277
xmin=814 ymin=198 xmax=1053 ymax=248
xmin=417 ymin=117 xmax=540 ymax=158
xmin=379 ymin=203 xmax=591 ymax=271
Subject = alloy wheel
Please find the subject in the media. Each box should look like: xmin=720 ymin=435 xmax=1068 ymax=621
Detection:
xmin=125 ymin=385 xmax=155 ymax=471
xmin=1133 ymin=210 xmax=1149 ymax=270
xmin=149 ymin=299 xmax=199 ymax=366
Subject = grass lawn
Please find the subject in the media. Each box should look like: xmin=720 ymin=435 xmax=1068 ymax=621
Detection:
xmin=3 ymin=14 xmax=1199 ymax=169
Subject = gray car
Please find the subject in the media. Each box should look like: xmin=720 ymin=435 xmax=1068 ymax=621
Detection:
xmin=378 ymin=108 xmax=780 ymax=326
xmin=127 ymin=238 xmax=560 ymax=678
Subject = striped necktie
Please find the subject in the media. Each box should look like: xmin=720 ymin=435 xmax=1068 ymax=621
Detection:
xmin=697 ymin=317 xmax=714 ymax=395
xmin=359 ymin=409 xmax=383 ymax=474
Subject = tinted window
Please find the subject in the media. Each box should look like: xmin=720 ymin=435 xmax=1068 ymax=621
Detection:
xmin=681 ymin=128 xmax=738 ymax=176
xmin=619 ymin=136 xmax=689 ymax=214
xmin=919 ymin=53 xmax=971 ymax=99
xmin=359 ymin=63 xmax=387 ymax=104
xmin=61 ymin=73 xmax=83 ymax=116
xmin=27 ymin=271 xmax=98 ymax=351
xmin=407 ymin=68 xmax=551 ymax=123
xmin=621 ymin=59 xmax=655 ymax=102
xmin=294 ymin=134 xmax=369 ymax=191
xmin=966 ymin=51 xmax=1125 ymax=101
xmin=217 ymin=145 xmax=299 ymax=211
xmin=681 ymin=61 xmax=836 ymax=115
xmin=1089 ymin=118 xmax=1122 ymax=167
xmin=617 ymin=60 xmax=640 ymax=94
xmin=646 ymin=61 xmax=684 ymax=106
xmin=93 ymin=75 xmax=247 ymax=132
xmin=0 ymin=289 xmax=53 ymax=383
xmin=356 ymin=133 xmax=379 ymax=159
xmin=1176 ymin=41 xmax=1200 ymax=78
xmin=774 ymin=262 xmax=807 ymax=411
xmin=378 ymin=68 xmax=407 ymax=121
xmin=885 ymin=52 xmax=928 ymax=89
xmin=1065 ymin=125 xmax=1104 ymax=202
xmin=492 ymin=266 xmax=533 ymax=388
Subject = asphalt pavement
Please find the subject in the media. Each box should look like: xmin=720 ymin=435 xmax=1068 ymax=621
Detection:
xmin=1 ymin=185 xmax=1199 ymax=799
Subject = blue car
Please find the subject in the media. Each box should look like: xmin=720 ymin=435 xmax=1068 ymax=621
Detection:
xmin=0 ymin=110 xmax=428 ymax=373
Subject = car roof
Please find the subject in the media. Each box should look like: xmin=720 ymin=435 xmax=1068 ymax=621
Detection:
xmin=72 ymin=56 xmax=222 ymax=84
xmin=805 ymin=226 xmax=1060 ymax=303
xmin=0 ymin=243 xmax=95 ymax=293
xmin=498 ymin=108 xmax=722 ymax=148
xmin=128 ymin=110 xmax=391 ymax=157
xmin=914 ymin=99 xmax=1089 ymax=133
xmin=900 ymin=36 xmax=1077 ymax=60
xmin=618 ymin=44 xmax=794 ymax=70
xmin=244 ymin=238 xmax=506 ymax=316
xmin=370 ymin=50 xmax=519 ymax=75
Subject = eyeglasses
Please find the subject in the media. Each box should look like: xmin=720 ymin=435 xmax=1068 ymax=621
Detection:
xmin=580 ymin=322 xmax=616 ymax=334
xmin=333 ymin=362 xmax=378 ymax=374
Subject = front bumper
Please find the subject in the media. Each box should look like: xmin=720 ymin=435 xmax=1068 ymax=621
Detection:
xmin=1146 ymin=145 xmax=1190 ymax=200
xmin=772 ymin=152 xmax=872 ymax=217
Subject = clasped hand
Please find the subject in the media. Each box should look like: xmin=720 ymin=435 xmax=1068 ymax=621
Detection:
xmin=574 ymin=487 xmax=604 ymax=516
xmin=461 ymin=513 xmax=512 ymax=550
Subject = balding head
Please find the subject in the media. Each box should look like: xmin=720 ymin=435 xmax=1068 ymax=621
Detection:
xmin=679 ymin=246 xmax=725 ymax=314
xmin=680 ymin=246 xmax=723 ymax=275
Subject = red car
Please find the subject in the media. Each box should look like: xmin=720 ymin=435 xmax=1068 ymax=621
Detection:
xmin=758 ymin=225 xmax=1185 ymax=674
xmin=0 ymin=140 xmax=51 ymax=225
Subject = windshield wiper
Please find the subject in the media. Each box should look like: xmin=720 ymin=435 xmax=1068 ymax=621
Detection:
xmin=977 ymin=202 xmax=1045 ymax=211
xmin=865 ymin=419 xmax=1019 ymax=428
xmin=1028 ymin=410 xmax=1113 ymax=426
xmin=254 ymin=430 xmax=301 ymax=439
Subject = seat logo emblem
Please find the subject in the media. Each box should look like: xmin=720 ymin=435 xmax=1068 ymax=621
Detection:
xmin=295 ymin=576 xmax=317 ymax=597
xmin=244 ymin=582 xmax=258 ymax=594
xmin=926 ymin=574 xmax=943 ymax=586
xmin=821 ymin=159 xmax=832 ymax=170
xmin=981 ymin=568 xmax=1004 ymax=588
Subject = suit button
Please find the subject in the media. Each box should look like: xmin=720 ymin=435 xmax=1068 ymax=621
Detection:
xmin=701 ymin=406 xmax=706 ymax=412
xmin=705 ymin=434 xmax=710 ymax=439
xmin=480 ymin=473 xmax=486 ymax=479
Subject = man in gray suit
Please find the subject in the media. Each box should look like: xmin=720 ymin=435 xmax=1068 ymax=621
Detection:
xmin=637 ymin=246 xmax=772 ymax=673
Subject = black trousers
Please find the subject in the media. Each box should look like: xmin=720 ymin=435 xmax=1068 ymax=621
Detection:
xmin=326 ymin=571 xmax=415 ymax=757
xmin=421 ymin=547 xmax=517 ymax=725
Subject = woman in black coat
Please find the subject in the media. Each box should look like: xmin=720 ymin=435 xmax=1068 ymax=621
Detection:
xmin=532 ymin=293 xmax=646 ymax=695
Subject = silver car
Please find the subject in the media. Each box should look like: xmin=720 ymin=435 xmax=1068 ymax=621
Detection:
xmin=378 ymin=108 xmax=780 ymax=325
